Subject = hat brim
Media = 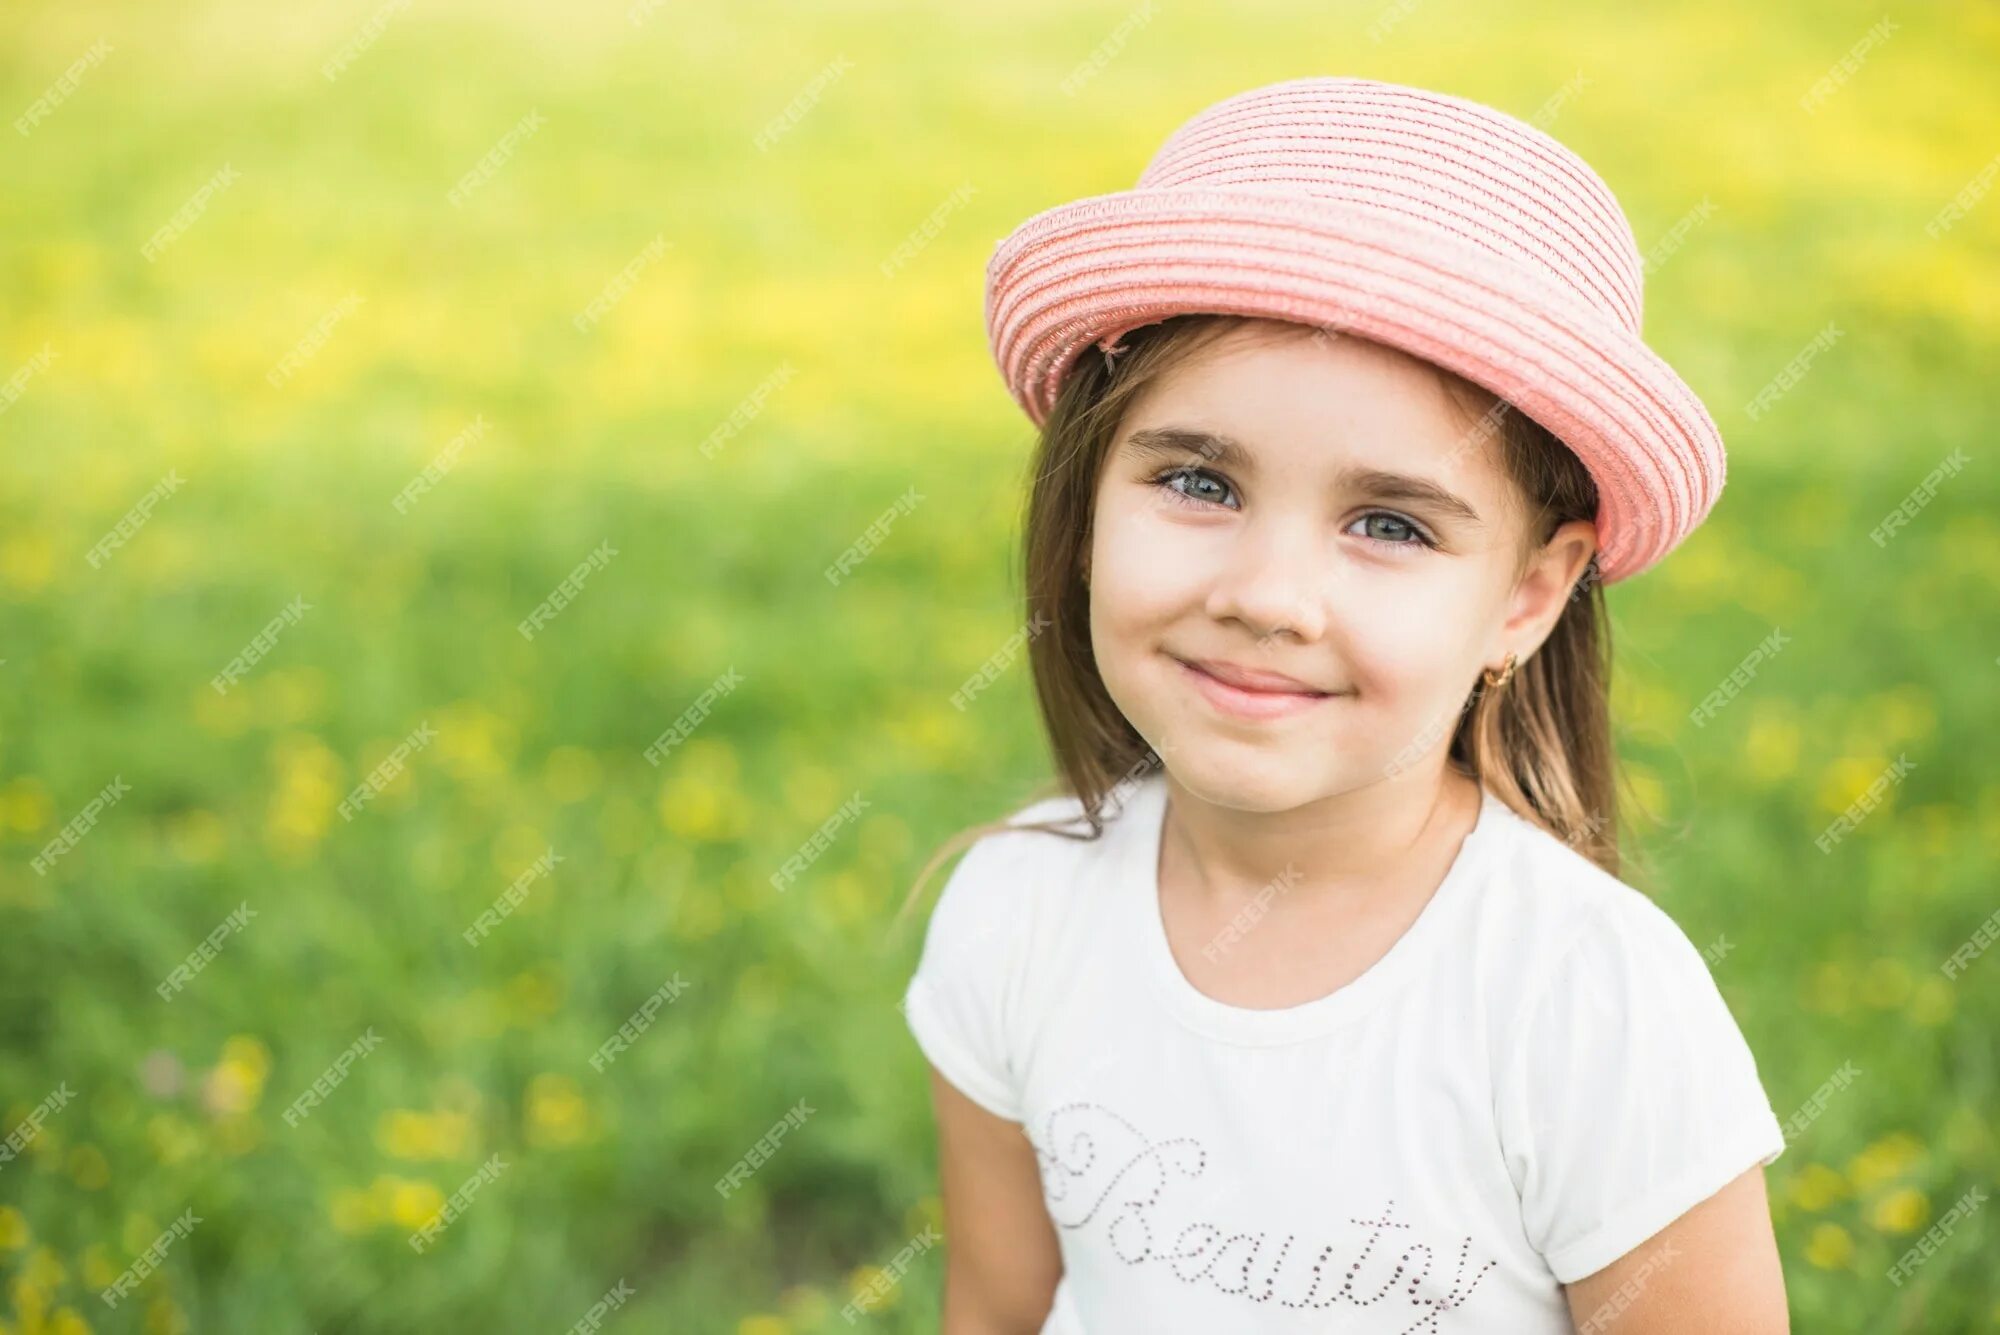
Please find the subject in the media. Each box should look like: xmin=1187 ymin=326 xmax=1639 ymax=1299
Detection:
xmin=984 ymin=187 xmax=1725 ymax=584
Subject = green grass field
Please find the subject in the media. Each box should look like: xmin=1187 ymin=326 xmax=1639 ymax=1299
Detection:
xmin=2 ymin=0 xmax=1998 ymax=1330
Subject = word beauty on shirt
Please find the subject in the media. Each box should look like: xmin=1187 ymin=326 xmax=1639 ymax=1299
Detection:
xmin=1031 ymin=1101 xmax=1496 ymax=1333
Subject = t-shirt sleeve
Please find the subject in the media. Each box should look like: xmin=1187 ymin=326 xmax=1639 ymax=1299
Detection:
xmin=1494 ymin=891 xmax=1787 ymax=1284
xmin=901 ymin=830 xmax=1036 ymax=1122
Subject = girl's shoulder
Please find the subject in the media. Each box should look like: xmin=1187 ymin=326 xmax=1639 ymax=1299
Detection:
xmin=1471 ymin=799 xmax=1734 ymax=1025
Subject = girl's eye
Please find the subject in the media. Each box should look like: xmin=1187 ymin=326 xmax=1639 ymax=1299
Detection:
xmin=1148 ymin=466 xmax=1236 ymax=509
xmin=1350 ymin=511 xmax=1436 ymax=550
xmin=1145 ymin=469 xmax=1436 ymax=552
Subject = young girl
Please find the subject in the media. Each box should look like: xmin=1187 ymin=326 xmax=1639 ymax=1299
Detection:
xmin=896 ymin=77 xmax=1789 ymax=1333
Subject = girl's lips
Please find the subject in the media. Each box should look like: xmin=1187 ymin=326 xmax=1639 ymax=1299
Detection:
xmin=1174 ymin=657 xmax=1339 ymax=720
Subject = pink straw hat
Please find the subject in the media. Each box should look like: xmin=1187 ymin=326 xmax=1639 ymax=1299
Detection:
xmin=983 ymin=76 xmax=1726 ymax=584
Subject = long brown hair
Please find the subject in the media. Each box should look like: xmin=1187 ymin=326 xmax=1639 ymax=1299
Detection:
xmin=890 ymin=312 xmax=1632 ymax=941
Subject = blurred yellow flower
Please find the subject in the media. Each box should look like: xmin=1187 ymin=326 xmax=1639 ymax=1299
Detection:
xmin=0 ymin=778 xmax=52 ymax=834
xmin=165 ymin=809 xmax=226 ymax=865
xmin=1861 ymin=956 xmax=1911 ymax=1008
xmin=144 ymin=1294 xmax=187 ymax=1335
xmin=0 ymin=1205 xmax=27 ymax=1249
xmin=1905 ymin=975 xmax=1954 ymax=1026
xmin=1803 ymin=1222 xmax=1854 ymax=1269
xmin=192 ymin=680 xmax=254 ymax=738
xmin=0 ymin=530 xmax=54 ymax=594
xmin=1816 ymin=755 xmax=1902 ymax=820
xmin=1785 ymin=1162 xmax=1848 ymax=1212
xmin=50 ymin=1305 xmax=91 ymax=1335
xmin=202 ymin=1036 xmax=270 ymax=1116
xmin=846 ymin=1264 xmax=897 ymax=1309
xmin=737 ymin=1318 xmax=789 ymax=1335
xmin=1871 ymin=1186 xmax=1929 ymax=1234
xmin=22 ymin=1246 xmax=64 ymax=1290
xmin=146 ymin=1114 xmax=201 ymax=1166
xmin=67 ymin=1143 xmax=110 ymax=1190
xmin=1847 ymin=1132 xmax=1925 ymax=1191
xmin=329 ymin=1188 xmax=377 ymax=1236
xmin=82 ymin=1244 xmax=119 ymax=1289
xmin=1623 ymin=766 xmax=1669 ymax=822
xmin=542 ymin=745 xmax=602 ymax=803
xmin=264 ymin=733 xmax=342 ymax=858
xmin=374 ymin=1176 xmax=444 ymax=1231
xmin=1742 ymin=710 xmax=1800 ymax=782
xmin=526 ymin=1073 xmax=591 ymax=1148
xmin=505 ymin=967 xmax=563 ymax=1025
xmin=1802 ymin=959 xmax=1853 ymax=1014
xmin=377 ymin=1110 xmax=475 ymax=1161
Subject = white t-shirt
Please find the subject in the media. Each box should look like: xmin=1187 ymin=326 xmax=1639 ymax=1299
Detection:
xmin=903 ymin=770 xmax=1786 ymax=1334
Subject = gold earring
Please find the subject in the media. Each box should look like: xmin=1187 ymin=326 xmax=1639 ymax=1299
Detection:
xmin=1482 ymin=652 xmax=1518 ymax=690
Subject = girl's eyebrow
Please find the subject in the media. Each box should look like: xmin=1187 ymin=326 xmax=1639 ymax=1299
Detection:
xmin=1121 ymin=426 xmax=1486 ymax=527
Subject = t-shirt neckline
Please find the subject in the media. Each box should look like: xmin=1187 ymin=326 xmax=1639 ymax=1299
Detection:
xmin=1121 ymin=771 xmax=1509 ymax=1046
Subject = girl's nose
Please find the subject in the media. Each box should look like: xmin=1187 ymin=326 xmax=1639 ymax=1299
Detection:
xmin=1202 ymin=521 xmax=1333 ymax=644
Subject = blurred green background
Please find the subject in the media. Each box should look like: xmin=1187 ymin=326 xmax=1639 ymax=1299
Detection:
xmin=3 ymin=0 xmax=1997 ymax=1330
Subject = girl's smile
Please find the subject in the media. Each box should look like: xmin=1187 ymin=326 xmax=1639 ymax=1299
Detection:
xmin=1171 ymin=654 xmax=1343 ymax=721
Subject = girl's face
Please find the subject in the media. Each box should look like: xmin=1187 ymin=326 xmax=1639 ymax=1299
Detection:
xmin=1087 ymin=321 xmax=1595 ymax=811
